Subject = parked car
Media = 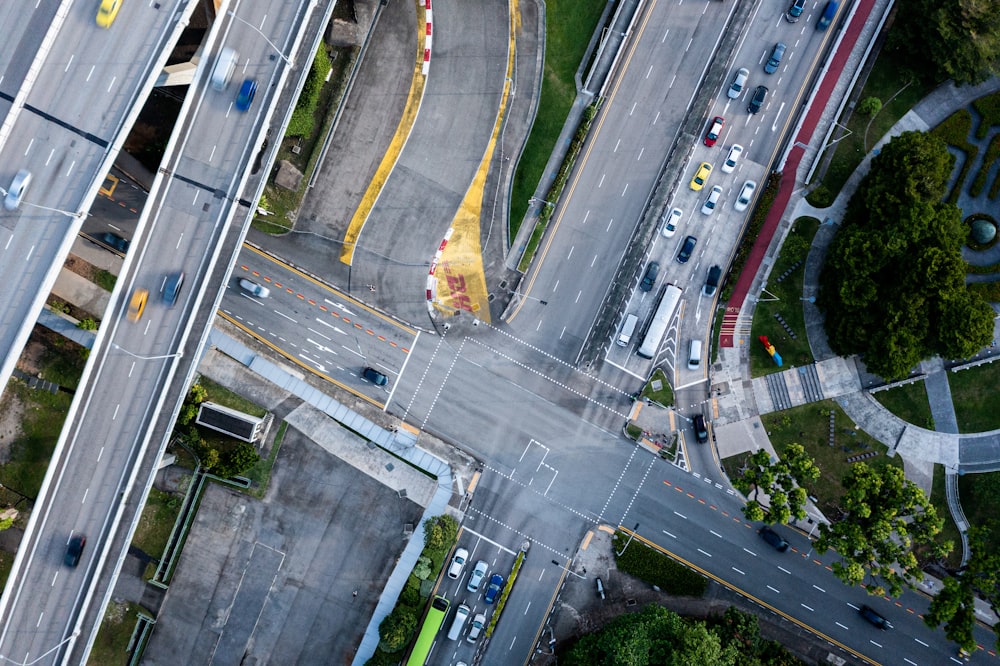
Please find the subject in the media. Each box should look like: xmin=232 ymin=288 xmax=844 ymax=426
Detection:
xmin=484 ymin=573 xmax=504 ymax=603
xmin=235 ymin=78 xmax=258 ymax=111
xmin=748 ymin=85 xmax=768 ymax=114
xmin=727 ymin=67 xmax=749 ymax=99
xmin=764 ymin=43 xmax=787 ymax=74
xmin=693 ymin=414 xmax=709 ymax=443
xmin=786 ymin=0 xmax=806 ymax=22
xmin=701 ymin=185 xmax=723 ymax=215
xmin=734 ymin=180 xmax=757 ymax=212
xmin=362 ymin=367 xmax=388 ymax=386
xmin=596 ymin=577 xmax=605 ymax=600
xmin=97 ymin=232 xmax=130 ymax=253
xmin=689 ymin=162 xmax=713 ymax=191
xmin=163 ymin=271 xmax=185 ymax=306
xmin=759 ymin=526 xmax=789 ymax=552
xmin=65 ymin=534 xmax=86 ymax=567
xmin=721 ymin=144 xmax=743 ymax=173
xmin=661 ymin=207 xmax=681 ymax=237
xmin=703 ymin=116 xmax=725 ymax=147
xmin=238 ymin=278 xmax=270 ymax=298
xmin=858 ymin=604 xmax=890 ymax=629
xmin=467 ymin=560 xmax=488 ymax=592
xmin=4 ymin=169 xmax=32 ymax=211
xmin=447 ymin=547 xmax=469 ymax=579
xmin=676 ymin=235 xmax=697 ymax=264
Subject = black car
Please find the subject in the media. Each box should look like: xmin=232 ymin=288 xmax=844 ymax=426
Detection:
xmin=163 ymin=271 xmax=185 ymax=306
xmin=362 ymin=367 xmax=388 ymax=386
xmin=97 ymin=232 xmax=130 ymax=253
xmin=676 ymin=235 xmax=697 ymax=264
xmin=759 ymin=526 xmax=789 ymax=552
xmin=693 ymin=414 xmax=709 ymax=443
xmin=858 ymin=604 xmax=890 ymax=629
xmin=639 ymin=262 xmax=659 ymax=292
xmin=65 ymin=534 xmax=87 ymax=567
xmin=748 ymin=85 xmax=768 ymax=114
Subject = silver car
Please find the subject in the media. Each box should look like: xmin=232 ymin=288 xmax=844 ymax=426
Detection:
xmin=238 ymin=278 xmax=271 ymax=298
xmin=4 ymin=169 xmax=32 ymax=211
xmin=701 ymin=186 xmax=723 ymax=215
xmin=734 ymin=180 xmax=757 ymax=212
xmin=727 ymin=68 xmax=749 ymax=99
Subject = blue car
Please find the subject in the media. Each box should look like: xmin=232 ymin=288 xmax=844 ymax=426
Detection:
xmin=235 ymin=78 xmax=257 ymax=111
xmin=484 ymin=573 xmax=504 ymax=604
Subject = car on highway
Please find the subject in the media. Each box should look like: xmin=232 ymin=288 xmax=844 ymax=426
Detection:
xmin=786 ymin=0 xmax=806 ymax=21
xmin=816 ymin=0 xmax=838 ymax=31
xmin=96 ymin=0 xmax=122 ymax=27
xmin=235 ymin=79 xmax=258 ymax=112
xmin=467 ymin=613 xmax=486 ymax=643
xmin=484 ymin=573 xmax=504 ymax=603
xmin=689 ymin=162 xmax=712 ymax=191
xmin=467 ymin=560 xmax=488 ymax=592
xmin=764 ymin=43 xmax=787 ymax=74
xmin=693 ymin=414 xmax=708 ymax=443
xmin=701 ymin=186 xmax=723 ymax=215
xmin=97 ymin=232 xmax=130 ymax=253
xmin=639 ymin=262 xmax=659 ymax=292
xmin=748 ymin=85 xmax=768 ymax=114
xmin=362 ymin=367 xmax=388 ymax=386
xmin=4 ymin=169 xmax=32 ymax=211
xmin=703 ymin=116 xmax=725 ymax=147
xmin=727 ymin=68 xmax=749 ymax=99
xmin=721 ymin=144 xmax=743 ymax=173
xmin=703 ymin=265 xmax=722 ymax=297
xmin=734 ymin=180 xmax=757 ymax=212
xmin=447 ymin=547 xmax=469 ymax=579
xmin=858 ymin=604 xmax=890 ymax=629
xmin=759 ymin=526 xmax=789 ymax=552
xmin=676 ymin=236 xmax=697 ymax=264
xmin=127 ymin=288 xmax=148 ymax=322
xmin=238 ymin=278 xmax=270 ymax=298
xmin=65 ymin=534 xmax=86 ymax=567
xmin=661 ymin=207 xmax=681 ymax=237
xmin=163 ymin=272 xmax=185 ymax=306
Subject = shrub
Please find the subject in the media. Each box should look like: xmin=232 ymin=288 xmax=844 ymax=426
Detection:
xmin=399 ymin=575 xmax=421 ymax=607
xmin=422 ymin=515 xmax=458 ymax=552
xmin=858 ymin=97 xmax=882 ymax=115
xmin=805 ymin=183 xmax=833 ymax=208
xmin=377 ymin=605 xmax=418 ymax=653
xmin=971 ymin=134 xmax=1000 ymax=197
xmin=612 ymin=532 xmax=708 ymax=596
xmin=973 ymin=91 xmax=1000 ymax=139
xmin=412 ymin=556 xmax=432 ymax=581
xmin=969 ymin=281 xmax=1000 ymax=302
xmin=287 ymin=45 xmax=333 ymax=137
xmin=77 ymin=318 xmax=98 ymax=331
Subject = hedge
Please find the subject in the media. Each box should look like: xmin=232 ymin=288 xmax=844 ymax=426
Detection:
xmin=612 ymin=532 xmax=708 ymax=597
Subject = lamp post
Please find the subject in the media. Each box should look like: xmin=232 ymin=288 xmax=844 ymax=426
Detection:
xmin=0 ymin=186 xmax=85 ymax=220
xmin=616 ymin=523 xmax=640 ymax=556
xmin=111 ymin=344 xmax=183 ymax=361
xmin=226 ymin=11 xmax=293 ymax=67
xmin=0 ymin=630 xmax=80 ymax=665
xmin=506 ymin=289 xmax=547 ymax=306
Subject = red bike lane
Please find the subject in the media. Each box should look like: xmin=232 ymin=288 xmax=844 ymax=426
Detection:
xmin=719 ymin=0 xmax=876 ymax=347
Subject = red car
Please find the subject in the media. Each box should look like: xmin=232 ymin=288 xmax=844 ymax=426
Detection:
xmin=704 ymin=116 xmax=725 ymax=146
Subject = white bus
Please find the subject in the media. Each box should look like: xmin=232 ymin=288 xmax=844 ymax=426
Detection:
xmin=636 ymin=284 xmax=683 ymax=359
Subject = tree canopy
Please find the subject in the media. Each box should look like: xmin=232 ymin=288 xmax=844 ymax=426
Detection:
xmin=818 ymin=131 xmax=993 ymax=379
xmin=889 ymin=0 xmax=1000 ymax=85
xmin=815 ymin=463 xmax=951 ymax=597
xmin=925 ymin=522 xmax=1000 ymax=653
xmin=564 ymin=604 xmax=800 ymax=666
xmin=732 ymin=444 xmax=819 ymax=524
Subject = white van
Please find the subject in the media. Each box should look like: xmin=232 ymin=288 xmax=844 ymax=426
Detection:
xmin=448 ymin=604 xmax=470 ymax=641
xmin=617 ymin=314 xmax=639 ymax=347
xmin=211 ymin=47 xmax=238 ymax=91
xmin=687 ymin=340 xmax=703 ymax=370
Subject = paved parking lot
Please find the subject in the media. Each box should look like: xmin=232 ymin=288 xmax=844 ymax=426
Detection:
xmin=142 ymin=421 xmax=429 ymax=665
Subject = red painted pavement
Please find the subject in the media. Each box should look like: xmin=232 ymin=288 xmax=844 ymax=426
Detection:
xmin=719 ymin=0 xmax=877 ymax=347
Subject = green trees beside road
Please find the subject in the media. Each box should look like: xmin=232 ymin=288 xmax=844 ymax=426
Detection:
xmin=732 ymin=444 xmax=818 ymax=525
xmin=818 ymin=131 xmax=994 ymax=379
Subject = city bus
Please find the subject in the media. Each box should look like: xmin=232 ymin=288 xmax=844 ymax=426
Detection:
xmin=406 ymin=595 xmax=450 ymax=666
xmin=636 ymin=284 xmax=683 ymax=359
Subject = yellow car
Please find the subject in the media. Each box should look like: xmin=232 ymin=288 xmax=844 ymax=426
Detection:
xmin=689 ymin=162 xmax=713 ymax=191
xmin=127 ymin=288 xmax=148 ymax=322
xmin=96 ymin=0 xmax=122 ymax=28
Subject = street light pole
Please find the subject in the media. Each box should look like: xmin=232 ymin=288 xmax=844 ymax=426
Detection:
xmin=111 ymin=344 xmax=183 ymax=361
xmin=616 ymin=523 xmax=640 ymax=556
xmin=226 ymin=11 xmax=294 ymax=67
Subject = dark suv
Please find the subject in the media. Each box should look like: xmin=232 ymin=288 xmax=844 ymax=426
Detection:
xmin=639 ymin=262 xmax=659 ymax=292
xmin=362 ymin=367 xmax=388 ymax=386
xmin=676 ymin=236 xmax=697 ymax=264
xmin=65 ymin=534 xmax=87 ymax=567
xmin=748 ymin=86 xmax=768 ymax=114
xmin=858 ymin=604 xmax=890 ymax=629
xmin=693 ymin=415 xmax=709 ymax=443
xmin=98 ymin=232 xmax=130 ymax=253
xmin=759 ymin=526 xmax=789 ymax=552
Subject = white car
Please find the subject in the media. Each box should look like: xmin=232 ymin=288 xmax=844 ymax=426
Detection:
xmin=727 ymin=67 xmax=749 ymax=99
xmin=3 ymin=169 xmax=32 ymax=211
xmin=467 ymin=613 xmax=486 ymax=643
xmin=661 ymin=207 xmax=681 ymax=237
xmin=467 ymin=560 xmax=488 ymax=592
xmin=701 ymin=186 xmax=723 ymax=215
xmin=447 ymin=547 xmax=469 ymax=579
xmin=734 ymin=180 xmax=757 ymax=212
xmin=721 ymin=144 xmax=743 ymax=174
xmin=238 ymin=278 xmax=271 ymax=298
